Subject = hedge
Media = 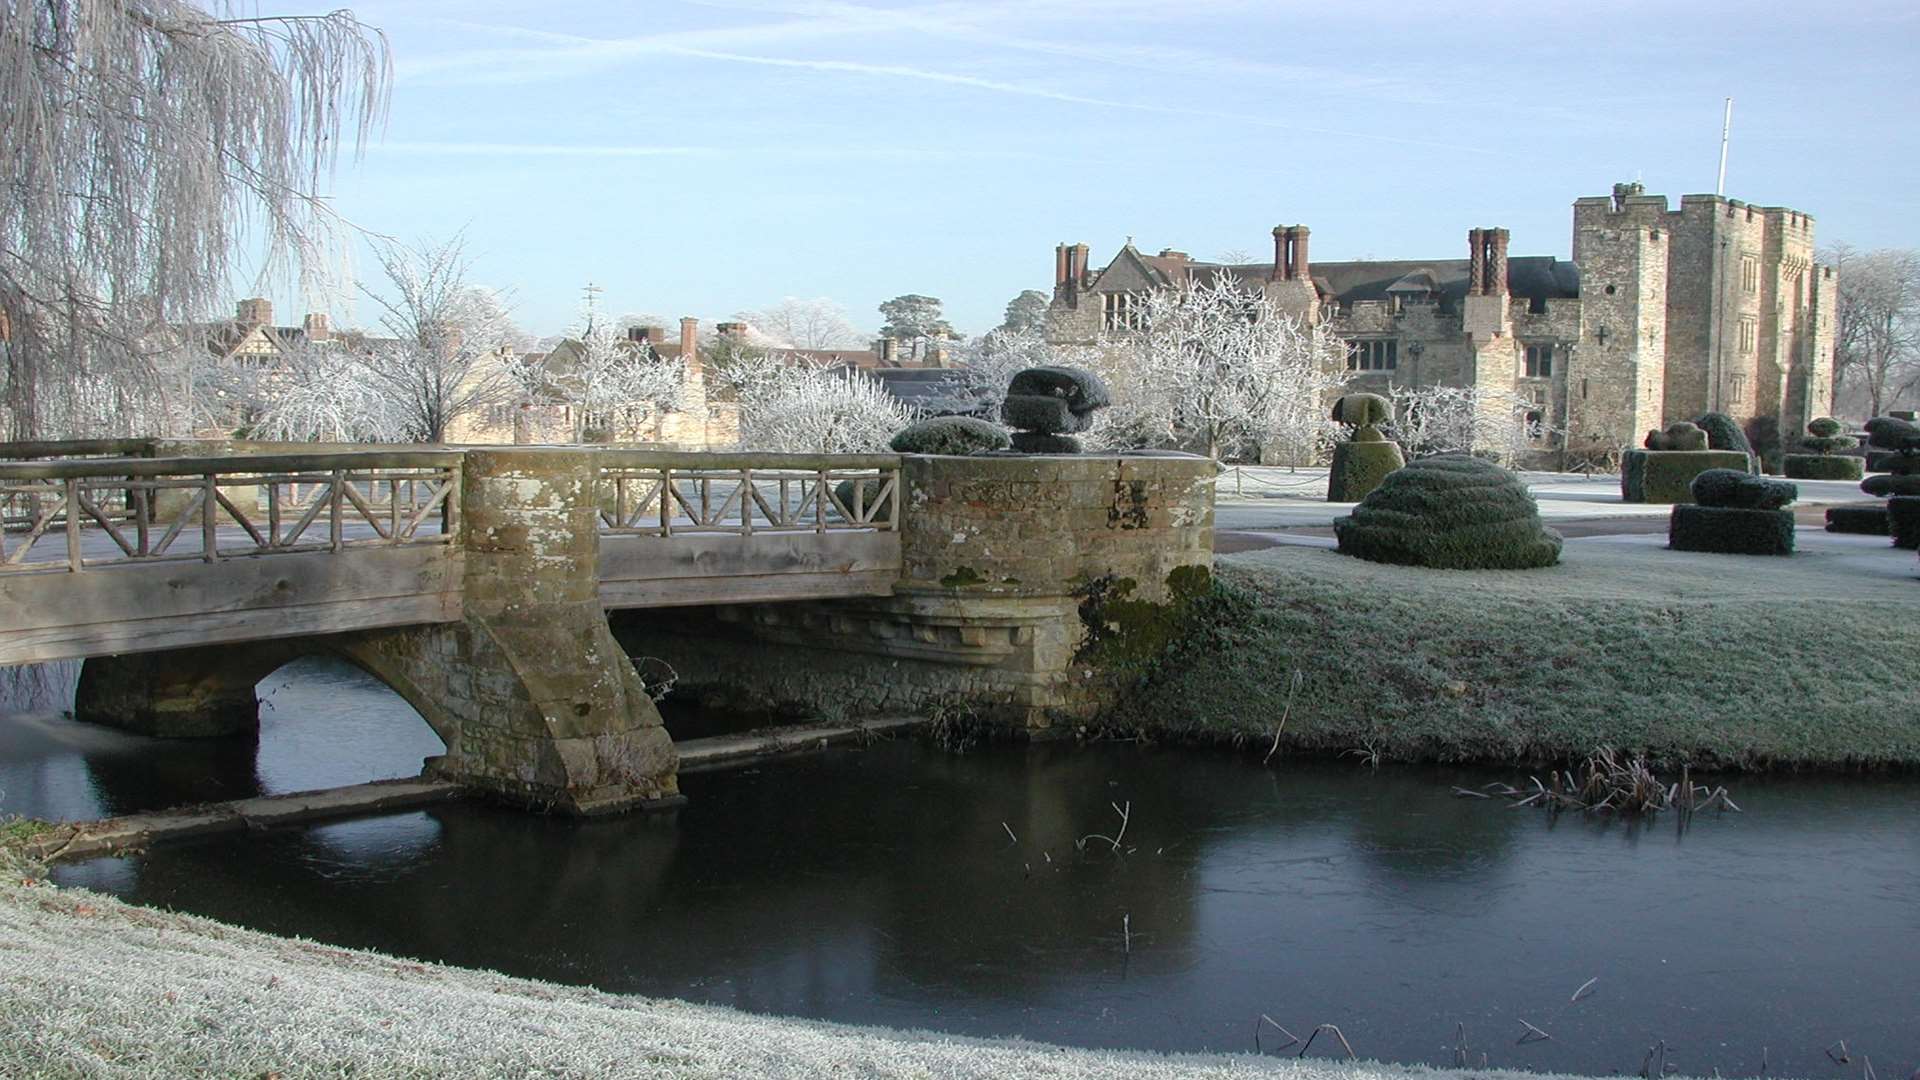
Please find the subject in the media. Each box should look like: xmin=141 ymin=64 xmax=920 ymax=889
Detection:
xmin=888 ymin=416 xmax=1010 ymax=456
xmin=1633 ymin=450 xmax=1753 ymax=504
xmin=1783 ymin=454 xmax=1865 ymax=481
xmin=1669 ymin=504 xmax=1795 ymax=556
xmin=1890 ymin=497 xmax=1920 ymax=550
xmin=1825 ymin=505 xmax=1890 ymax=535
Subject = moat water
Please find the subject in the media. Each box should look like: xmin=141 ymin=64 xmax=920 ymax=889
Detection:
xmin=2 ymin=658 xmax=1916 ymax=1076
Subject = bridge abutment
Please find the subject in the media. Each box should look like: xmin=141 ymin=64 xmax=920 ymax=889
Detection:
xmin=424 ymin=449 xmax=679 ymax=814
xmin=613 ymin=454 xmax=1214 ymax=734
xmin=74 ymin=646 xmax=264 ymax=738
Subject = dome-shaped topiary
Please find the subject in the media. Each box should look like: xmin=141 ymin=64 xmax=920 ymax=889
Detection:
xmin=1807 ymin=416 xmax=1845 ymax=438
xmin=1785 ymin=417 xmax=1863 ymax=480
xmin=889 ymin=416 xmax=1011 ymax=456
xmin=1333 ymin=454 xmax=1562 ymax=569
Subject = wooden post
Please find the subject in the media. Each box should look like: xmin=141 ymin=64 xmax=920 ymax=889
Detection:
xmin=64 ymin=478 xmax=81 ymax=572
xmin=200 ymin=473 xmax=218 ymax=563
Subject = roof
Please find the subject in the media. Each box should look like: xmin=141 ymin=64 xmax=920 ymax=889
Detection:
xmin=1095 ymin=251 xmax=1581 ymax=313
xmin=859 ymin=367 xmax=987 ymax=417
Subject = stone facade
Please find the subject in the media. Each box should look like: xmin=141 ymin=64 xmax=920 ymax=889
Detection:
xmin=611 ymin=453 xmax=1215 ymax=732
xmin=1047 ymin=183 xmax=1838 ymax=461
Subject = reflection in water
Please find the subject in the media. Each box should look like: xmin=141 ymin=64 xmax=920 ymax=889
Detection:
xmin=8 ymin=661 xmax=1919 ymax=1075
xmin=0 ymin=655 xmax=444 ymax=820
xmin=48 ymin=742 xmax=1920 ymax=1077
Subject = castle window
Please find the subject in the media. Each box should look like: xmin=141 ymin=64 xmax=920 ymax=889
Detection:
xmin=1741 ymin=255 xmax=1760 ymax=295
xmin=1101 ymin=292 xmax=1144 ymax=331
xmin=1738 ymin=317 xmax=1757 ymax=355
xmin=1729 ymin=374 xmax=1747 ymax=404
xmin=1524 ymin=343 xmax=1554 ymax=378
xmin=1346 ymin=338 xmax=1398 ymax=372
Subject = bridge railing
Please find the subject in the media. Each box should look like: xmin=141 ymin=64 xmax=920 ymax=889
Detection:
xmin=0 ymin=450 xmax=461 ymax=573
xmin=594 ymin=451 xmax=901 ymax=537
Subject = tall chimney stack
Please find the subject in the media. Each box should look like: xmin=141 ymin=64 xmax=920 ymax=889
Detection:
xmin=302 ymin=312 xmax=330 ymax=342
xmin=1488 ymin=228 xmax=1510 ymax=295
xmin=236 ymin=298 xmax=273 ymax=326
xmin=1468 ymin=229 xmax=1486 ymax=295
xmin=1290 ymin=226 xmax=1310 ymax=283
xmin=1055 ymin=244 xmax=1069 ymax=287
xmin=679 ymin=317 xmax=699 ymax=367
xmin=1272 ymin=226 xmax=1288 ymax=281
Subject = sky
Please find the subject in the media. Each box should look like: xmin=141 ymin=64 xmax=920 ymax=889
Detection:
xmin=256 ymin=0 xmax=1920 ymax=341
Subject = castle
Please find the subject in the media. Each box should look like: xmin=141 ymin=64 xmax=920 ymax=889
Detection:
xmin=1045 ymin=183 xmax=1837 ymax=459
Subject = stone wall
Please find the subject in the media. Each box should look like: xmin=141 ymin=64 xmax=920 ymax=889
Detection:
xmin=613 ymin=454 xmax=1216 ymax=732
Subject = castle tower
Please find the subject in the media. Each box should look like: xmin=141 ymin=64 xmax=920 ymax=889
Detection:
xmin=1569 ymin=189 xmax=1669 ymax=449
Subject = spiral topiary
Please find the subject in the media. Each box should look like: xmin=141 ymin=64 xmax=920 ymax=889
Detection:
xmin=1784 ymin=416 xmax=1864 ymax=480
xmin=889 ymin=416 xmax=1011 ymax=456
xmin=1327 ymin=393 xmax=1404 ymax=502
xmin=1333 ymin=454 xmax=1562 ymax=569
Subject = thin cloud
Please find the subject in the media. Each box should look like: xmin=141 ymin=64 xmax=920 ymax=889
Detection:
xmin=377 ymin=141 xmax=711 ymax=157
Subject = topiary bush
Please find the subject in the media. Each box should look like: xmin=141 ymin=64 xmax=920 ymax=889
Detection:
xmin=833 ymin=477 xmax=894 ymax=520
xmin=1644 ymin=422 xmax=1708 ymax=451
xmin=1692 ymin=411 xmax=1755 ymax=457
xmin=1002 ymin=365 xmax=1109 ymax=454
xmin=1009 ymin=432 xmax=1085 ymax=454
xmin=889 ymin=416 xmax=1011 ymax=456
xmin=1825 ymin=505 xmax=1890 ymax=535
xmin=1689 ymin=467 xmax=1796 ymax=509
xmin=1783 ymin=416 xmax=1863 ymax=479
xmin=1784 ymin=454 xmax=1865 ymax=481
xmin=1333 ymin=454 xmax=1562 ymax=570
xmin=1667 ymin=467 xmax=1797 ymax=556
xmin=1639 ymin=450 xmax=1752 ymax=504
xmin=1669 ymin=505 xmax=1795 ymax=556
xmin=1327 ymin=393 xmax=1404 ymax=502
xmin=1890 ymin=496 xmax=1920 ymax=550
xmin=1620 ymin=448 xmax=1649 ymax=502
xmin=1862 ymin=473 xmax=1920 ymax=497
xmin=1328 ymin=441 xmax=1404 ymax=502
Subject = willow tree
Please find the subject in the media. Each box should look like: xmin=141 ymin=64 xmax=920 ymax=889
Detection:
xmin=0 ymin=1 xmax=390 ymax=440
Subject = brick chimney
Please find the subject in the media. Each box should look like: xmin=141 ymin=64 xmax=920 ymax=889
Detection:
xmin=1068 ymin=244 xmax=1089 ymax=284
xmin=235 ymin=297 xmax=273 ymax=325
xmin=1272 ymin=226 xmax=1288 ymax=281
xmin=1055 ymin=244 xmax=1069 ymax=287
xmin=1290 ymin=227 xmax=1310 ymax=283
xmin=1488 ymin=228 xmax=1509 ymax=295
xmin=679 ymin=317 xmax=698 ymax=363
xmin=880 ymin=338 xmax=899 ymax=365
xmin=302 ymin=312 xmax=330 ymax=342
xmin=716 ymin=321 xmax=747 ymax=340
xmin=1468 ymin=229 xmax=1486 ymax=294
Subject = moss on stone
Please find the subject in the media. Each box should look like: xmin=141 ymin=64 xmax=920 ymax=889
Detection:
xmin=1073 ymin=565 xmax=1216 ymax=673
xmin=1327 ymin=439 xmax=1405 ymax=502
xmin=1333 ymin=454 xmax=1562 ymax=570
xmin=938 ymin=566 xmax=987 ymax=588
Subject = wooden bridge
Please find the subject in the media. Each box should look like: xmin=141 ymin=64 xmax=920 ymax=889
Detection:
xmin=1 ymin=440 xmax=1214 ymax=817
xmin=0 ymin=445 xmax=901 ymax=667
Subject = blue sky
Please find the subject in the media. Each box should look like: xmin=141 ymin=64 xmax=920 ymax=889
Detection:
xmin=269 ymin=0 xmax=1920 ymax=340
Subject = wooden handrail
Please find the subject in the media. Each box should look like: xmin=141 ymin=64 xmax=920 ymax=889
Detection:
xmin=0 ymin=438 xmax=157 ymax=460
xmin=0 ymin=450 xmax=463 ymax=481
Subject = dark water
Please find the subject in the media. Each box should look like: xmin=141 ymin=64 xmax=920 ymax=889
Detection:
xmin=6 ymin=663 xmax=1919 ymax=1076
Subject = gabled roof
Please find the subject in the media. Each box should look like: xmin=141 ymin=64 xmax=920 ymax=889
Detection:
xmin=1090 ymin=244 xmax=1178 ymax=293
xmin=1164 ymin=256 xmax=1580 ymax=312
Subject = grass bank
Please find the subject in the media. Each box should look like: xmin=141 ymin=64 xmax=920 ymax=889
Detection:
xmin=1103 ymin=538 xmax=1919 ymax=769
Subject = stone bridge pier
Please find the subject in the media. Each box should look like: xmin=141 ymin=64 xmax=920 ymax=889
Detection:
xmin=74 ymin=449 xmax=679 ymax=815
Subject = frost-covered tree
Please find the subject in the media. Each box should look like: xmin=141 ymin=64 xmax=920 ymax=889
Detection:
xmin=1088 ymin=276 xmax=1346 ymax=461
xmin=1823 ymin=244 xmax=1920 ymax=418
xmin=952 ymin=326 xmax=1101 ymax=418
xmin=999 ymin=290 xmax=1049 ymax=333
xmin=737 ymin=298 xmax=865 ymax=351
xmin=512 ymin=321 xmax=685 ymax=441
xmin=247 ymin=340 xmax=404 ymax=442
xmin=878 ymin=294 xmax=955 ymax=361
xmin=1387 ymin=384 xmax=1551 ymax=465
xmin=1 ymin=1 xmax=390 ymax=440
xmin=722 ymin=356 xmax=912 ymax=453
xmin=353 ymin=237 xmax=522 ymax=443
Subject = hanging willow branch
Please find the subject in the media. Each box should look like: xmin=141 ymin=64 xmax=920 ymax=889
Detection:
xmin=0 ymin=0 xmax=390 ymax=439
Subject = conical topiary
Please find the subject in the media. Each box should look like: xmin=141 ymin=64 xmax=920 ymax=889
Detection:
xmin=1333 ymin=453 xmax=1563 ymax=569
